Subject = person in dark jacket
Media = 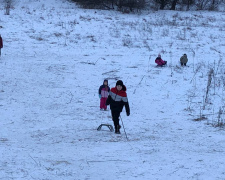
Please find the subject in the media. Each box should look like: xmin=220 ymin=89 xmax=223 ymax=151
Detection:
xmin=180 ymin=54 xmax=188 ymax=66
xmin=98 ymin=79 xmax=110 ymax=110
xmin=155 ymin=54 xmax=167 ymax=66
xmin=0 ymin=35 xmax=3 ymax=56
xmin=106 ymin=80 xmax=130 ymax=134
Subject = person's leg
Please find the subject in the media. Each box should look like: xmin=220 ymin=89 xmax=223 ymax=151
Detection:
xmin=100 ymin=98 xmax=104 ymax=109
xmin=0 ymin=48 xmax=1 ymax=56
xmin=184 ymin=63 xmax=186 ymax=66
xmin=111 ymin=111 xmax=120 ymax=133
xmin=181 ymin=62 xmax=183 ymax=66
xmin=102 ymin=97 xmax=107 ymax=110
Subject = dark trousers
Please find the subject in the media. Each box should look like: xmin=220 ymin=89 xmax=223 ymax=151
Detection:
xmin=0 ymin=48 xmax=1 ymax=56
xmin=181 ymin=62 xmax=186 ymax=66
xmin=111 ymin=110 xmax=121 ymax=128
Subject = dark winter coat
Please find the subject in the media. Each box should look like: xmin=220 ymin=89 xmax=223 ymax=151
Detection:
xmin=180 ymin=54 xmax=188 ymax=63
xmin=106 ymin=86 xmax=130 ymax=115
xmin=0 ymin=36 xmax=3 ymax=48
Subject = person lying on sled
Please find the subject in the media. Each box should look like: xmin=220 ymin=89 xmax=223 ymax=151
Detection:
xmin=155 ymin=54 xmax=167 ymax=66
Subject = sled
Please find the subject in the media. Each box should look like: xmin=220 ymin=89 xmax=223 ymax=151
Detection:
xmin=156 ymin=63 xmax=167 ymax=67
xmin=97 ymin=124 xmax=114 ymax=132
xmin=156 ymin=65 xmax=164 ymax=67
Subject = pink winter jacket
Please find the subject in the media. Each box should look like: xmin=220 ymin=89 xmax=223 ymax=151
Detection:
xmin=155 ymin=57 xmax=165 ymax=66
xmin=99 ymin=85 xmax=110 ymax=98
xmin=101 ymin=87 xmax=109 ymax=98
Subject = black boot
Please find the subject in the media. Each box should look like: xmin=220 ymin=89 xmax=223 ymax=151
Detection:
xmin=115 ymin=125 xmax=121 ymax=134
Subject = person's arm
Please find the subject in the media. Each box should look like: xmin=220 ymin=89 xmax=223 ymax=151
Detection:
xmin=106 ymin=94 xmax=111 ymax=105
xmin=122 ymin=95 xmax=130 ymax=116
xmin=125 ymin=101 xmax=130 ymax=116
xmin=98 ymin=86 xmax=102 ymax=95
xmin=98 ymin=86 xmax=102 ymax=98
xmin=0 ymin=38 xmax=3 ymax=48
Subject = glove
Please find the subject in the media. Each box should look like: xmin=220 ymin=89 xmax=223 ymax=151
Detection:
xmin=99 ymin=94 xmax=101 ymax=99
xmin=127 ymin=112 xmax=130 ymax=116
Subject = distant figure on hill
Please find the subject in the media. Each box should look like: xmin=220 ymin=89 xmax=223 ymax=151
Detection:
xmin=98 ymin=79 xmax=110 ymax=111
xmin=180 ymin=54 xmax=188 ymax=66
xmin=106 ymin=80 xmax=130 ymax=134
xmin=0 ymin=35 xmax=3 ymax=56
xmin=155 ymin=54 xmax=167 ymax=66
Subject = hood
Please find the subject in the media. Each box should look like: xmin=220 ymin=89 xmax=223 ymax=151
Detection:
xmin=103 ymin=79 xmax=108 ymax=85
xmin=122 ymin=85 xmax=127 ymax=91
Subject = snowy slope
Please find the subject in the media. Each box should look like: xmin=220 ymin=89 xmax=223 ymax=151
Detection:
xmin=1 ymin=0 xmax=225 ymax=179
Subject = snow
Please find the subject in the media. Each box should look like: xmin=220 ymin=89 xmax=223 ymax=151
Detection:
xmin=1 ymin=0 xmax=225 ymax=179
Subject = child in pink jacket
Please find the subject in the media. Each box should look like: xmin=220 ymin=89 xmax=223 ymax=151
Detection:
xmin=155 ymin=54 xmax=167 ymax=66
xmin=98 ymin=79 xmax=110 ymax=110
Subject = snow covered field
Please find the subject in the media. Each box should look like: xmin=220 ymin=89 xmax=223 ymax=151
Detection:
xmin=1 ymin=0 xmax=225 ymax=179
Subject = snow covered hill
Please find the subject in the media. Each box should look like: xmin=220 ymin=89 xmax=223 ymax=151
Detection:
xmin=1 ymin=0 xmax=225 ymax=179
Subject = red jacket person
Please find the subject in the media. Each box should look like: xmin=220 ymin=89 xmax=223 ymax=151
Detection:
xmin=106 ymin=80 xmax=130 ymax=134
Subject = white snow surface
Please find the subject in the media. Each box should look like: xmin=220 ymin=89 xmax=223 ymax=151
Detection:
xmin=1 ymin=0 xmax=225 ymax=179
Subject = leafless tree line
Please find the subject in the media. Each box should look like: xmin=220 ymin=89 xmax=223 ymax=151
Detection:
xmin=71 ymin=0 xmax=225 ymax=11
xmin=2 ymin=0 xmax=224 ymax=14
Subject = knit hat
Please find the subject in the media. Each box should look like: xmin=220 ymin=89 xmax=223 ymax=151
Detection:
xmin=158 ymin=54 xmax=161 ymax=57
xmin=116 ymin=80 xmax=123 ymax=86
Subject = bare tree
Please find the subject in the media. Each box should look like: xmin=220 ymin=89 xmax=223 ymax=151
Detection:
xmin=153 ymin=0 xmax=175 ymax=10
xmin=170 ymin=0 xmax=179 ymax=10
xmin=4 ymin=0 xmax=15 ymax=15
xmin=195 ymin=0 xmax=222 ymax=10
xmin=180 ymin=0 xmax=194 ymax=10
xmin=5 ymin=1 xmax=11 ymax=15
xmin=204 ymin=68 xmax=214 ymax=109
xmin=157 ymin=0 xmax=168 ymax=9
xmin=208 ymin=0 xmax=222 ymax=10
